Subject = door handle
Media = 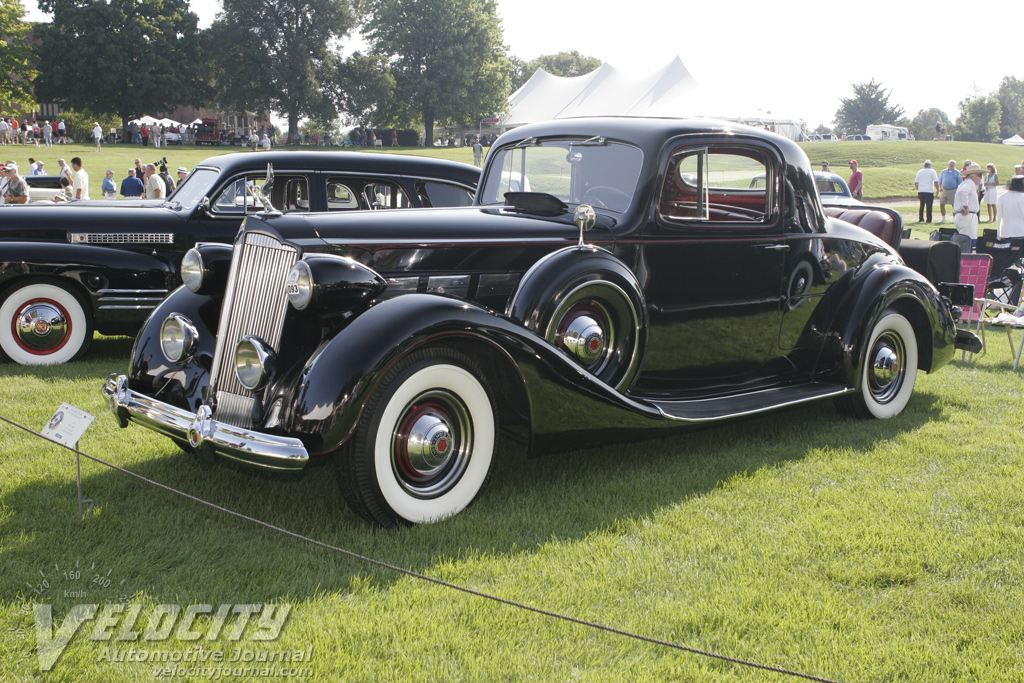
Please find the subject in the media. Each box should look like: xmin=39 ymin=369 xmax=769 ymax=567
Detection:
xmin=755 ymin=243 xmax=790 ymax=251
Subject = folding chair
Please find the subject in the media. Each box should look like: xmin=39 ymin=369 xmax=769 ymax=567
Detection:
xmin=958 ymin=253 xmax=993 ymax=361
xmin=973 ymin=299 xmax=1024 ymax=371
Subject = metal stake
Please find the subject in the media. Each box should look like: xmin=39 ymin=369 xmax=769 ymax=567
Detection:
xmin=75 ymin=441 xmax=94 ymax=521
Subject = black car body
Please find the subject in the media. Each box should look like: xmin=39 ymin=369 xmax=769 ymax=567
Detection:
xmin=0 ymin=151 xmax=479 ymax=364
xmin=105 ymin=117 xmax=978 ymax=527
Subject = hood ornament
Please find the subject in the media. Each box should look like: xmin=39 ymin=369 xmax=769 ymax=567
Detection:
xmin=574 ymin=204 xmax=596 ymax=247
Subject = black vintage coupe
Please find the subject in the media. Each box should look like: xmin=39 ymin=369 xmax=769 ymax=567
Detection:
xmin=105 ymin=118 xmax=978 ymax=527
xmin=0 ymin=151 xmax=479 ymax=364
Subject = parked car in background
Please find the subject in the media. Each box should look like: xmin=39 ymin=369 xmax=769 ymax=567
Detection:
xmin=845 ymin=135 xmax=871 ymax=141
xmin=751 ymin=171 xmax=862 ymax=206
xmin=0 ymin=151 xmax=479 ymax=365
xmin=106 ymin=117 xmax=978 ymax=528
xmin=24 ymin=175 xmax=64 ymax=203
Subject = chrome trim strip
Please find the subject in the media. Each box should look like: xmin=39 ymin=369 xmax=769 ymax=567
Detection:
xmin=103 ymin=374 xmax=308 ymax=471
xmin=654 ymin=385 xmax=854 ymax=423
xmin=97 ymin=289 xmax=169 ymax=295
xmin=69 ymin=233 xmax=174 ymax=244
xmin=98 ymin=305 xmax=162 ymax=310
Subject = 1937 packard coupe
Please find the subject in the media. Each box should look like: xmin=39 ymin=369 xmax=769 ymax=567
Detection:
xmin=105 ymin=118 xmax=978 ymax=526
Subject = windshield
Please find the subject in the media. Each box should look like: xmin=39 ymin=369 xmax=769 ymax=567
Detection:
xmin=168 ymin=168 xmax=218 ymax=211
xmin=478 ymin=138 xmax=643 ymax=213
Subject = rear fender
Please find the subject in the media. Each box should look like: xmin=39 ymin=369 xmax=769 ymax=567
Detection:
xmin=815 ymin=260 xmax=956 ymax=387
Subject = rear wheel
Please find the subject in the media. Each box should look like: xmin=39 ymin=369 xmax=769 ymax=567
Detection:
xmin=836 ymin=311 xmax=918 ymax=419
xmin=0 ymin=281 xmax=92 ymax=365
xmin=336 ymin=348 xmax=497 ymax=527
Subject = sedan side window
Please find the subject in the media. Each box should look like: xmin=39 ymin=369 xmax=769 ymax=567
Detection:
xmin=417 ymin=180 xmax=474 ymax=208
xmin=327 ymin=181 xmax=362 ymax=210
xmin=659 ymin=146 xmax=770 ymax=224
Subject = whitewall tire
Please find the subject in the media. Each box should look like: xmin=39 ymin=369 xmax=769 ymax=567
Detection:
xmin=0 ymin=282 xmax=92 ymax=365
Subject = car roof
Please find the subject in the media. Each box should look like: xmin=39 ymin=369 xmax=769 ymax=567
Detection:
xmin=191 ymin=151 xmax=480 ymax=187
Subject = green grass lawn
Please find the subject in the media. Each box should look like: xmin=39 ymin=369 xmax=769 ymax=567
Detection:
xmin=3 ymin=330 xmax=1024 ymax=681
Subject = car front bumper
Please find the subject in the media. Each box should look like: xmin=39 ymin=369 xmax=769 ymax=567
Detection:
xmin=103 ymin=374 xmax=310 ymax=471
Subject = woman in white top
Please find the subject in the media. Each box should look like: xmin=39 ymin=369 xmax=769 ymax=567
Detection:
xmin=984 ymin=164 xmax=999 ymax=222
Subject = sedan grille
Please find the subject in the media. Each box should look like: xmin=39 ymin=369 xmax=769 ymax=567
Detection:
xmin=209 ymin=231 xmax=297 ymax=427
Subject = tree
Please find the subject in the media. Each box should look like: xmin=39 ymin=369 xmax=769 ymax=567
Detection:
xmin=907 ymin=107 xmax=951 ymax=142
xmin=955 ymin=96 xmax=1001 ymax=143
xmin=364 ymin=0 xmax=511 ymax=146
xmin=34 ymin=0 xmax=206 ymax=134
xmin=0 ymin=0 xmax=37 ymax=116
xmin=833 ymin=79 xmax=905 ymax=135
xmin=207 ymin=0 xmax=356 ymax=144
xmin=333 ymin=52 xmax=395 ymax=128
xmin=510 ymin=50 xmax=602 ymax=92
xmin=995 ymin=76 xmax=1024 ymax=139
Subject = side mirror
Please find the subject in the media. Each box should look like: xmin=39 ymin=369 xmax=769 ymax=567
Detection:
xmin=198 ymin=196 xmax=211 ymax=214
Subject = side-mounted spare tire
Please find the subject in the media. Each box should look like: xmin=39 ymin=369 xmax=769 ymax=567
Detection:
xmin=507 ymin=246 xmax=646 ymax=393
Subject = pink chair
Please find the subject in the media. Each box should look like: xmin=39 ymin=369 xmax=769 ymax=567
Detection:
xmin=959 ymin=253 xmax=993 ymax=325
xmin=958 ymin=253 xmax=993 ymax=361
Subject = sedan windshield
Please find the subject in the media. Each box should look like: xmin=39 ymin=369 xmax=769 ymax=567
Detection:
xmin=479 ymin=138 xmax=643 ymax=213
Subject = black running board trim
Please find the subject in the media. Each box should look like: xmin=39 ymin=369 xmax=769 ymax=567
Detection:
xmin=650 ymin=383 xmax=853 ymax=422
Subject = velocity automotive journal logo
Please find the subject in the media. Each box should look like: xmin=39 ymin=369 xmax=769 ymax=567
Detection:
xmin=17 ymin=560 xmax=300 ymax=673
xmin=33 ymin=602 xmax=294 ymax=671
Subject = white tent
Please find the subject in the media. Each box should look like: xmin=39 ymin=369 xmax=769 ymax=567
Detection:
xmin=1003 ymin=134 xmax=1024 ymax=146
xmin=128 ymin=115 xmax=160 ymax=126
xmin=502 ymin=57 xmax=807 ymax=140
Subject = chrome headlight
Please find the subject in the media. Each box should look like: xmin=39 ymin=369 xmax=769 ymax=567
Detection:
xmin=160 ymin=313 xmax=198 ymax=363
xmin=180 ymin=248 xmax=205 ymax=293
xmin=234 ymin=335 xmax=276 ymax=391
xmin=285 ymin=260 xmax=313 ymax=310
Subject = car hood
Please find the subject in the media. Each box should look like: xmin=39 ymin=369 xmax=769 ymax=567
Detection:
xmin=0 ymin=200 xmax=184 ymax=242
xmin=242 ymin=204 xmax=622 ymax=252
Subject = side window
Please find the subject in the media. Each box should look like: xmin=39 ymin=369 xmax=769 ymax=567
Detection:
xmin=327 ymin=180 xmax=362 ymax=211
xmin=365 ymin=182 xmax=410 ymax=209
xmin=659 ymin=146 xmax=770 ymax=224
xmin=279 ymin=178 xmax=309 ymax=212
xmin=417 ymin=180 xmax=474 ymax=208
xmin=211 ymin=177 xmax=267 ymax=213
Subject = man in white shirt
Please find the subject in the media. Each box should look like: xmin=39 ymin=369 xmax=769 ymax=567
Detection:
xmin=93 ymin=122 xmax=103 ymax=152
xmin=997 ymin=176 xmax=1024 ymax=239
xmin=144 ymin=163 xmax=166 ymax=199
xmin=57 ymin=158 xmax=73 ymax=184
xmin=71 ymin=157 xmax=90 ymax=200
xmin=913 ymin=160 xmax=940 ymax=223
xmin=0 ymin=119 xmax=8 ymax=145
xmin=953 ymin=163 xmax=984 ymax=248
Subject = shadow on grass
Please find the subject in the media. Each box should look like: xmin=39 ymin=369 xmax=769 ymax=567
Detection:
xmin=0 ymin=386 xmax=944 ymax=610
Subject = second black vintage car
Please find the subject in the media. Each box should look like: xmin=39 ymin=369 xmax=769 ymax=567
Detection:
xmin=0 ymin=151 xmax=479 ymax=364
xmin=106 ymin=117 xmax=979 ymax=527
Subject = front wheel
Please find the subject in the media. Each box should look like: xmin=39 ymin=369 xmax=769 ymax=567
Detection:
xmin=0 ymin=281 xmax=92 ymax=365
xmin=336 ymin=349 xmax=497 ymax=527
xmin=836 ymin=311 xmax=918 ymax=419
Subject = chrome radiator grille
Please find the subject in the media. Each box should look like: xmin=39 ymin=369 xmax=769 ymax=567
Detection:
xmin=209 ymin=232 xmax=297 ymax=427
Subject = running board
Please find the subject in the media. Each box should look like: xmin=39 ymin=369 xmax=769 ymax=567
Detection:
xmin=649 ymin=382 xmax=852 ymax=423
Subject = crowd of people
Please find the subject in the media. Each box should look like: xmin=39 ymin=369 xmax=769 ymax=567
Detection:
xmin=0 ymin=153 xmax=189 ymax=204
xmin=0 ymin=118 xmax=64 ymax=147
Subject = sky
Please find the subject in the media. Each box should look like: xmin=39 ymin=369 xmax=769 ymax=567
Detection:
xmin=20 ymin=0 xmax=1024 ymax=131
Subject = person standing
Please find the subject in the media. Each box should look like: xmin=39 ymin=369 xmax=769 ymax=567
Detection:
xmin=938 ymin=160 xmax=961 ymax=224
xmin=57 ymin=158 xmax=73 ymax=184
xmin=140 ymin=124 xmax=149 ymax=147
xmin=143 ymin=163 xmax=165 ymax=199
xmin=42 ymin=120 xmax=52 ymax=148
xmin=134 ymin=158 xmax=144 ymax=181
xmin=820 ymin=161 xmax=830 ymax=173
xmin=93 ymin=121 xmax=103 ymax=152
xmin=953 ymin=163 xmax=984 ymax=249
xmin=119 ymin=168 xmax=144 ymax=197
xmin=2 ymin=163 xmax=29 ymax=203
xmin=32 ymin=160 xmax=45 ymax=175
xmin=0 ymin=118 xmax=8 ymax=146
xmin=261 ymin=133 xmax=271 ymax=152
xmin=914 ymin=160 xmax=940 ymax=223
xmin=101 ymin=169 xmax=117 ymax=199
xmin=997 ymin=176 xmax=1024 ymax=240
xmin=70 ymin=157 xmax=89 ymax=200
xmin=392 ymin=129 xmax=398 ymax=147
xmin=984 ymin=164 xmax=999 ymax=223
xmin=472 ymin=137 xmax=483 ymax=167
xmin=847 ymin=159 xmax=863 ymax=200
xmin=177 ymin=166 xmax=189 ymax=184
xmin=56 ymin=119 xmax=65 ymax=144
xmin=27 ymin=157 xmax=38 ymax=174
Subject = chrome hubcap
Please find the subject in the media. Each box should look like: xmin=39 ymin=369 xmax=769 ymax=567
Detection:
xmin=869 ymin=333 xmax=905 ymax=403
xmin=14 ymin=300 xmax=69 ymax=353
xmin=562 ymin=314 xmax=605 ymax=364
xmin=392 ymin=391 xmax=472 ymax=498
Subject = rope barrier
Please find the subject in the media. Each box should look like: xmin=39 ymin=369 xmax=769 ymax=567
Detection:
xmin=1 ymin=413 xmax=846 ymax=683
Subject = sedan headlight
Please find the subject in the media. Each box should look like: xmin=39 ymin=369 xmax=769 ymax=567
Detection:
xmin=180 ymin=248 xmax=205 ymax=293
xmin=160 ymin=313 xmax=198 ymax=363
xmin=285 ymin=260 xmax=313 ymax=310
xmin=234 ymin=335 xmax=276 ymax=391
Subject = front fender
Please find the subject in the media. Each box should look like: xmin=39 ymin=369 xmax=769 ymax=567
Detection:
xmin=0 ymin=241 xmax=178 ymax=336
xmin=281 ymin=293 xmax=663 ymax=457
